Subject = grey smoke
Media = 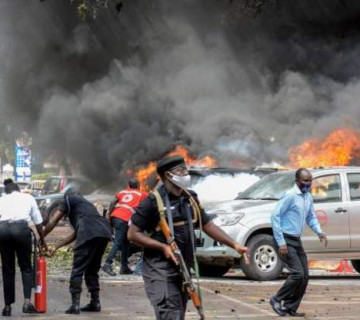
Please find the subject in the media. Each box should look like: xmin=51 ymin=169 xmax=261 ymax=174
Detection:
xmin=1 ymin=0 xmax=360 ymax=185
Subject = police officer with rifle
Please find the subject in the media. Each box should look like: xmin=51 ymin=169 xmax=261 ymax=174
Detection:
xmin=128 ymin=156 xmax=249 ymax=320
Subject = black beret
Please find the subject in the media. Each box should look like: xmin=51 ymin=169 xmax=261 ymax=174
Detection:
xmin=157 ymin=156 xmax=186 ymax=175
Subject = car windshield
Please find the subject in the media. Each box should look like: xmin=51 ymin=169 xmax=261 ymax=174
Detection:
xmin=236 ymin=171 xmax=295 ymax=200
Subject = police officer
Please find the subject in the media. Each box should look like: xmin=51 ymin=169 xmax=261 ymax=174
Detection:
xmin=128 ymin=156 xmax=249 ymax=320
xmin=270 ymin=168 xmax=328 ymax=317
xmin=44 ymin=188 xmax=112 ymax=314
xmin=0 ymin=179 xmax=48 ymax=316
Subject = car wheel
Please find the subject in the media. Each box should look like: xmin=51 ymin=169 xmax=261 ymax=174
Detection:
xmin=351 ymin=260 xmax=360 ymax=273
xmin=198 ymin=263 xmax=231 ymax=277
xmin=240 ymin=234 xmax=283 ymax=281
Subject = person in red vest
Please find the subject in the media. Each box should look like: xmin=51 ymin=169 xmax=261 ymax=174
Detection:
xmin=102 ymin=179 xmax=148 ymax=275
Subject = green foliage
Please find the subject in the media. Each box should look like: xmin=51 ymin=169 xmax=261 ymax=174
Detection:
xmin=31 ymin=172 xmax=52 ymax=181
xmin=47 ymin=247 xmax=74 ymax=272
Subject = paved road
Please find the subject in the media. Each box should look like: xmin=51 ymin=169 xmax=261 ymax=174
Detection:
xmin=3 ymin=273 xmax=360 ymax=319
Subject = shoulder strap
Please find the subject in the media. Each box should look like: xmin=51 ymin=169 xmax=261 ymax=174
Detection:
xmin=151 ymin=189 xmax=174 ymax=237
xmin=152 ymin=189 xmax=165 ymax=218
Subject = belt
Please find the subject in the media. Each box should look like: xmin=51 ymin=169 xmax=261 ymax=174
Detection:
xmin=154 ymin=220 xmax=188 ymax=232
xmin=283 ymin=233 xmax=301 ymax=241
xmin=0 ymin=219 xmax=28 ymax=224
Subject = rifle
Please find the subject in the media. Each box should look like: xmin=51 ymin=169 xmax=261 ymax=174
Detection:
xmin=158 ymin=215 xmax=205 ymax=320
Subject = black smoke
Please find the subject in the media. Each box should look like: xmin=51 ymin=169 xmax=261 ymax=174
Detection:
xmin=1 ymin=0 xmax=360 ymax=184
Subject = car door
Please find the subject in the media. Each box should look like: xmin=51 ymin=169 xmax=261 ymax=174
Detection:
xmin=302 ymin=173 xmax=350 ymax=251
xmin=346 ymin=172 xmax=360 ymax=248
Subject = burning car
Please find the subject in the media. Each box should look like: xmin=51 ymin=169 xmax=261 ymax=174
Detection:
xmin=196 ymin=166 xmax=360 ymax=280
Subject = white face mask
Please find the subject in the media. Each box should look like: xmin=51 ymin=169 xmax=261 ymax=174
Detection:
xmin=168 ymin=172 xmax=191 ymax=189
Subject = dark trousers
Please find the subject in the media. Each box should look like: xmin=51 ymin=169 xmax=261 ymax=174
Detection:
xmin=105 ymin=218 xmax=130 ymax=269
xmin=70 ymin=237 xmax=109 ymax=295
xmin=144 ymin=278 xmax=188 ymax=320
xmin=0 ymin=221 xmax=33 ymax=305
xmin=274 ymin=239 xmax=309 ymax=312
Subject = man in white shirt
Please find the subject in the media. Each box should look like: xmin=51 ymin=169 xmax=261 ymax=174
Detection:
xmin=0 ymin=179 xmax=48 ymax=317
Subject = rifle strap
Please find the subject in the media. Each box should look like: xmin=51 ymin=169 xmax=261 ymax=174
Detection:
xmin=164 ymin=193 xmax=174 ymax=238
xmin=184 ymin=201 xmax=203 ymax=306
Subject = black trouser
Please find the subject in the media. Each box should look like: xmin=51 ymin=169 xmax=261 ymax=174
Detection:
xmin=274 ymin=236 xmax=309 ymax=312
xmin=144 ymin=278 xmax=188 ymax=320
xmin=105 ymin=218 xmax=130 ymax=269
xmin=70 ymin=237 xmax=109 ymax=295
xmin=0 ymin=220 xmax=33 ymax=305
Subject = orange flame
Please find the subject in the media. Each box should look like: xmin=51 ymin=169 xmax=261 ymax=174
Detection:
xmin=135 ymin=146 xmax=217 ymax=191
xmin=289 ymin=128 xmax=360 ymax=168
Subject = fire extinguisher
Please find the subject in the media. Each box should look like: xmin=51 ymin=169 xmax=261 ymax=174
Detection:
xmin=32 ymin=231 xmax=47 ymax=313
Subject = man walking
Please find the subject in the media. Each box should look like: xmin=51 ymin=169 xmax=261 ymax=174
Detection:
xmin=128 ymin=155 xmax=249 ymax=320
xmin=102 ymin=179 xmax=147 ymax=276
xmin=270 ymin=168 xmax=328 ymax=317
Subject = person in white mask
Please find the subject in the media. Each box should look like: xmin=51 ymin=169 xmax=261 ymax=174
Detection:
xmin=128 ymin=155 xmax=249 ymax=320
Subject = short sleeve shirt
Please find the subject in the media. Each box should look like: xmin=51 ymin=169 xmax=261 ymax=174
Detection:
xmin=131 ymin=185 xmax=210 ymax=281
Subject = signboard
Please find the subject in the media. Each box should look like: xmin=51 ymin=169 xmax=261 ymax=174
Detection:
xmin=15 ymin=146 xmax=31 ymax=182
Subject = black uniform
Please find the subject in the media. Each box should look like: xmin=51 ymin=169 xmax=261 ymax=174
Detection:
xmin=59 ymin=195 xmax=112 ymax=295
xmin=131 ymin=184 xmax=210 ymax=320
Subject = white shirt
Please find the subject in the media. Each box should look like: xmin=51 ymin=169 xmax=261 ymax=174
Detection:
xmin=0 ymin=191 xmax=43 ymax=225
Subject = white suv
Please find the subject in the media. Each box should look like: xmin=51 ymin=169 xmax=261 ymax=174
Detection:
xmin=196 ymin=167 xmax=360 ymax=280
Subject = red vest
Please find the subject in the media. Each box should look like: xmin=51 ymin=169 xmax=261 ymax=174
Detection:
xmin=110 ymin=188 xmax=148 ymax=222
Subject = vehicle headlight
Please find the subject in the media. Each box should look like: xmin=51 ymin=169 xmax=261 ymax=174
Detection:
xmin=212 ymin=213 xmax=245 ymax=227
xmin=45 ymin=198 xmax=51 ymax=204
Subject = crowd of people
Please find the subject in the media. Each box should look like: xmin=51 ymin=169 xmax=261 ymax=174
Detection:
xmin=0 ymin=156 xmax=327 ymax=319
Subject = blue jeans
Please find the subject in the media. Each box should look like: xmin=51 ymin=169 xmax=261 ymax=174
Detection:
xmin=105 ymin=218 xmax=130 ymax=270
xmin=134 ymin=256 xmax=143 ymax=275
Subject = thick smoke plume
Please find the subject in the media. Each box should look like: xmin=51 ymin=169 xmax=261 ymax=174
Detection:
xmin=1 ymin=0 xmax=360 ymax=185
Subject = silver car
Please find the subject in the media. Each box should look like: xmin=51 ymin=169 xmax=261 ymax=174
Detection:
xmin=196 ymin=166 xmax=360 ymax=280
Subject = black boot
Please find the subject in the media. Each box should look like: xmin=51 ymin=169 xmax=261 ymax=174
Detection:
xmin=65 ymin=293 xmax=81 ymax=314
xmin=81 ymin=291 xmax=101 ymax=312
xmin=2 ymin=305 xmax=11 ymax=317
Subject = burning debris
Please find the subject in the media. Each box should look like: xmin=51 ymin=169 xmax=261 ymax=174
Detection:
xmin=289 ymin=128 xmax=360 ymax=168
xmin=135 ymin=145 xmax=217 ymax=191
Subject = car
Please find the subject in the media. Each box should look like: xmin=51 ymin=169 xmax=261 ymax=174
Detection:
xmin=195 ymin=166 xmax=360 ymax=280
xmin=40 ymin=176 xmax=92 ymax=195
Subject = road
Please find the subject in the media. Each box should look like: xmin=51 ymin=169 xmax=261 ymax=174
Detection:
xmin=3 ymin=272 xmax=360 ymax=319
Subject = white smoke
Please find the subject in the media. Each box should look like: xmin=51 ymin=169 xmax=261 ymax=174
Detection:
xmin=191 ymin=173 xmax=260 ymax=203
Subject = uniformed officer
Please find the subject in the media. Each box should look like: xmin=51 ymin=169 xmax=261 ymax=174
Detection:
xmin=0 ymin=179 xmax=48 ymax=316
xmin=128 ymin=156 xmax=249 ymax=320
xmin=44 ymin=188 xmax=112 ymax=314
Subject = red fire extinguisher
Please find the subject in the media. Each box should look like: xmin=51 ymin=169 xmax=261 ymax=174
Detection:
xmin=34 ymin=254 xmax=47 ymax=313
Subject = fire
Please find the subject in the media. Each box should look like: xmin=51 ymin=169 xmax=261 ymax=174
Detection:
xmin=289 ymin=128 xmax=360 ymax=168
xmin=135 ymin=162 xmax=157 ymax=192
xmin=167 ymin=146 xmax=217 ymax=167
xmin=135 ymin=146 xmax=217 ymax=191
